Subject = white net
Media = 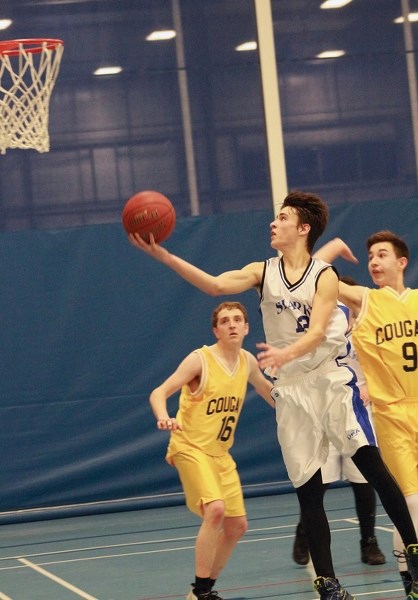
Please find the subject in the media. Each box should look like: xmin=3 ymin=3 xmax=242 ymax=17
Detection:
xmin=0 ymin=39 xmax=64 ymax=154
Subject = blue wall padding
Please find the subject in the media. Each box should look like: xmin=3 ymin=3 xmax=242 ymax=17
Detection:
xmin=0 ymin=198 xmax=417 ymax=522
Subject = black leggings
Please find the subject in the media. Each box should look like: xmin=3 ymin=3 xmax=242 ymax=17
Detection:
xmin=351 ymin=446 xmax=417 ymax=544
xmin=296 ymin=446 xmax=417 ymax=578
xmin=350 ymin=481 xmax=376 ymax=541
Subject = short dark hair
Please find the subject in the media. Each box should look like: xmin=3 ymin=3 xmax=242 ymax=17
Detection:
xmin=366 ymin=230 xmax=409 ymax=261
xmin=212 ymin=301 xmax=248 ymax=328
xmin=282 ymin=190 xmax=329 ymax=252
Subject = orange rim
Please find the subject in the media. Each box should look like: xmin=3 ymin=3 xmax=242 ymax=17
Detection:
xmin=0 ymin=38 xmax=64 ymax=57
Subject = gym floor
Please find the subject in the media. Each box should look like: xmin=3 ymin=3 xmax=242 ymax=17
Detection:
xmin=0 ymin=487 xmax=405 ymax=600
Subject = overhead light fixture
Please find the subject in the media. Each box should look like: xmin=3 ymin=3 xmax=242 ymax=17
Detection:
xmin=394 ymin=12 xmax=418 ymax=23
xmin=0 ymin=18 xmax=12 ymax=30
xmin=320 ymin=0 xmax=352 ymax=8
xmin=235 ymin=41 xmax=257 ymax=52
xmin=93 ymin=66 xmax=123 ymax=76
xmin=316 ymin=50 xmax=346 ymax=59
xmin=146 ymin=30 xmax=176 ymax=41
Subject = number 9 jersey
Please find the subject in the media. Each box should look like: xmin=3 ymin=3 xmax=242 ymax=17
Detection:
xmin=353 ymin=287 xmax=418 ymax=406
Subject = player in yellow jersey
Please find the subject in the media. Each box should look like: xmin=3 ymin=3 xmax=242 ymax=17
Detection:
xmin=149 ymin=301 xmax=274 ymax=600
xmin=315 ymin=230 xmax=418 ymax=596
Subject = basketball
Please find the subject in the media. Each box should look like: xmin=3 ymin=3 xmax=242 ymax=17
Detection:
xmin=122 ymin=190 xmax=176 ymax=243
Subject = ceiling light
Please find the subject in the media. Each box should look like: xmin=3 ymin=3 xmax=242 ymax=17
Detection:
xmin=0 ymin=19 xmax=12 ymax=30
xmin=93 ymin=66 xmax=123 ymax=76
xmin=316 ymin=50 xmax=346 ymax=59
xmin=320 ymin=0 xmax=352 ymax=8
xmin=146 ymin=30 xmax=176 ymax=41
xmin=235 ymin=41 xmax=257 ymax=52
xmin=394 ymin=12 xmax=418 ymax=23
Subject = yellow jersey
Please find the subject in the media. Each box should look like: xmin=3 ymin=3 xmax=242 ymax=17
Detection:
xmin=353 ymin=287 xmax=418 ymax=406
xmin=167 ymin=345 xmax=249 ymax=460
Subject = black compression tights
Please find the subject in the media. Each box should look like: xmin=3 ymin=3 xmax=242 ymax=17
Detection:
xmin=296 ymin=469 xmax=334 ymax=578
xmin=351 ymin=445 xmax=417 ymax=546
xmin=296 ymin=446 xmax=418 ymax=579
xmin=350 ymin=481 xmax=376 ymax=541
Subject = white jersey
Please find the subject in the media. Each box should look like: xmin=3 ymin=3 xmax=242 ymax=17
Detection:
xmin=260 ymin=256 xmax=349 ymax=377
xmin=345 ymin=328 xmax=366 ymax=388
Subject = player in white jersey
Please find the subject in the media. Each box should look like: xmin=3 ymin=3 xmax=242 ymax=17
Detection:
xmin=292 ymin=281 xmax=385 ymax=568
xmin=260 ymin=256 xmax=349 ymax=377
xmin=128 ymin=190 xmax=418 ymax=600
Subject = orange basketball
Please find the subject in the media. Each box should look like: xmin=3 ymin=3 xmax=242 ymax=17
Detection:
xmin=122 ymin=190 xmax=176 ymax=243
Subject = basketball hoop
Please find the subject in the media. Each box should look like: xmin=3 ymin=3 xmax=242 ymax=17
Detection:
xmin=0 ymin=38 xmax=64 ymax=154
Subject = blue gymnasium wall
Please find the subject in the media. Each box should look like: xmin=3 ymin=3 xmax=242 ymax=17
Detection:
xmin=1 ymin=197 xmax=417 ymax=523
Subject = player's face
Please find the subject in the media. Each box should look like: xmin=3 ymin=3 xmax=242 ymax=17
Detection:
xmin=270 ymin=206 xmax=303 ymax=250
xmin=213 ymin=308 xmax=249 ymax=344
xmin=368 ymin=242 xmax=405 ymax=287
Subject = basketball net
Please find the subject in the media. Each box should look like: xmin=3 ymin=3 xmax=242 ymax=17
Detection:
xmin=0 ymin=39 xmax=64 ymax=154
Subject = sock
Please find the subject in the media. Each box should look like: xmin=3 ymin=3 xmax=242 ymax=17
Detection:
xmin=209 ymin=579 xmax=216 ymax=590
xmin=194 ymin=576 xmax=211 ymax=596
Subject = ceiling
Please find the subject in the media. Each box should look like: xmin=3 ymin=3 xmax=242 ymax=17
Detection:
xmin=1 ymin=0 xmax=417 ymax=81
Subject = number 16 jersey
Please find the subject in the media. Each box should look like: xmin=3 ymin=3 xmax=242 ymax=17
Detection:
xmin=166 ymin=345 xmax=249 ymax=462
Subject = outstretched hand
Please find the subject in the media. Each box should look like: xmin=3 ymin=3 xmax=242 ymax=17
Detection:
xmin=313 ymin=237 xmax=359 ymax=265
xmin=128 ymin=232 xmax=169 ymax=261
xmin=338 ymin=241 xmax=359 ymax=264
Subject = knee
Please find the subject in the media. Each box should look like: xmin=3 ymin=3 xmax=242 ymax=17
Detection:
xmin=203 ymin=500 xmax=226 ymax=528
xmin=223 ymin=516 xmax=248 ymax=542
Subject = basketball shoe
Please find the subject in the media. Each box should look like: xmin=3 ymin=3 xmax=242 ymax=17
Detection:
xmin=360 ymin=536 xmax=386 ymax=565
xmin=313 ymin=576 xmax=354 ymax=599
xmin=292 ymin=522 xmax=310 ymax=565
xmin=405 ymin=544 xmax=418 ymax=599
xmin=186 ymin=585 xmax=223 ymax=600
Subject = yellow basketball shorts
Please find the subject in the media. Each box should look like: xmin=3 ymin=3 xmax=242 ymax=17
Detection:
xmin=170 ymin=448 xmax=246 ymax=518
xmin=372 ymin=399 xmax=418 ymax=496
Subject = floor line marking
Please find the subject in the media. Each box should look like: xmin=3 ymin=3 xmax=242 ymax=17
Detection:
xmin=0 ymin=526 xmax=394 ymax=570
xmin=0 ymin=516 xmax=392 ymax=563
xmin=17 ymin=558 xmax=99 ymax=600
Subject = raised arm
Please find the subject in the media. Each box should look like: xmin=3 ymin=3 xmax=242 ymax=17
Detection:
xmin=129 ymin=232 xmax=263 ymax=295
xmin=313 ymin=237 xmax=366 ymax=317
xmin=313 ymin=237 xmax=358 ymax=265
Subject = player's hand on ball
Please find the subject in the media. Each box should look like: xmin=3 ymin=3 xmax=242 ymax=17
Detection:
xmin=128 ymin=232 xmax=169 ymax=260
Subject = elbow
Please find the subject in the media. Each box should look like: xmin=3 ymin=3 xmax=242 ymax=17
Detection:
xmin=207 ymin=287 xmax=221 ymax=297
xmin=308 ymin=329 xmax=327 ymax=352
xmin=207 ymin=279 xmax=227 ymax=296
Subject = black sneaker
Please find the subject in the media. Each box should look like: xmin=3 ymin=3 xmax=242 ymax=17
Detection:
xmin=292 ymin=522 xmax=310 ymax=565
xmin=405 ymin=544 xmax=418 ymax=599
xmin=360 ymin=536 xmax=386 ymax=565
xmin=186 ymin=587 xmax=223 ymax=600
xmin=314 ymin=577 xmax=355 ymax=599
xmin=394 ymin=546 xmax=418 ymax=599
